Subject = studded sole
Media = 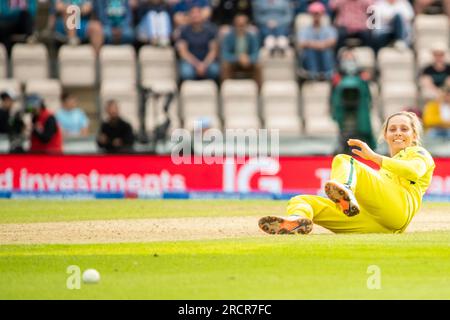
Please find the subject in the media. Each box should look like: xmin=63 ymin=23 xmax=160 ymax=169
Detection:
xmin=258 ymin=216 xmax=313 ymax=235
xmin=324 ymin=181 xmax=360 ymax=217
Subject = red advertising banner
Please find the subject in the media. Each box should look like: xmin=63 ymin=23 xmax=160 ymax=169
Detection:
xmin=0 ymin=155 xmax=450 ymax=195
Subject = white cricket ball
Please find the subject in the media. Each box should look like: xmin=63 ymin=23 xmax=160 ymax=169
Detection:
xmin=82 ymin=269 xmax=100 ymax=284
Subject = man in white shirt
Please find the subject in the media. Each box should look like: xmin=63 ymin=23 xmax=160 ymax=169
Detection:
xmin=370 ymin=0 xmax=414 ymax=52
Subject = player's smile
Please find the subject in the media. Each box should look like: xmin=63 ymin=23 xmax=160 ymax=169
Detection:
xmin=393 ymin=138 xmax=406 ymax=145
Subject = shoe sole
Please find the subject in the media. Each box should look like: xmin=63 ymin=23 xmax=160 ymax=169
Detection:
xmin=258 ymin=216 xmax=313 ymax=235
xmin=324 ymin=181 xmax=360 ymax=217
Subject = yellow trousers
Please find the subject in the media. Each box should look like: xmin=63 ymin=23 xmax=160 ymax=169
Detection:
xmin=287 ymin=154 xmax=411 ymax=233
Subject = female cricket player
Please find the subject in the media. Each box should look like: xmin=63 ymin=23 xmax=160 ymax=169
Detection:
xmin=259 ymin=111 xmax=435 ymax=234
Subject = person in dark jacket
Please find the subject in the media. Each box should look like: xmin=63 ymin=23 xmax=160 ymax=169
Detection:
xmin=0 ymin=91 xmax=25 ymax=152
xmin=97 ymin=100 xmax=135 ymax=153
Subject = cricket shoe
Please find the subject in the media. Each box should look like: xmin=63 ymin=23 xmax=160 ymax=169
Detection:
xmin=258 ymin=215 xmax=313 ymax=235
xmin=324 ymin=180 xmax=360 ymax=217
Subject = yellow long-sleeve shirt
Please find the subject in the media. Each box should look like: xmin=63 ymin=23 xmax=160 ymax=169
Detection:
xmin=380 ymin=146 xmax=435 ymax=218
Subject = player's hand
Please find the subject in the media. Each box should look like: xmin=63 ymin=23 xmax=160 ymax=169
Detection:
xmin=347 ymin=139 xmax=376 ymax=161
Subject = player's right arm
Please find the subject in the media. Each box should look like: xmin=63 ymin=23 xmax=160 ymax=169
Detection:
xmin=381 ymin=147 xmax=434 ymax=182
xmin=380 ymin=155 xmax=428 ymax=182
xmin=348 ymin=139 xmax=431 ymax=182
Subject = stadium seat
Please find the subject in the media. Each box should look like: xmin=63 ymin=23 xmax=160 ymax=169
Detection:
xmin=371 ymin=108 xmax=382 ymax=133
xmin=12 ymin=43 xmax=49 ymax=82
xmin=369 ymin=81 xmax=379 ymax=102
xmin=261 ymin=80 xmax=301 ymax=134
xmin=378 ymin=48 xmax=415 ymax=84
xmin=369 ymin=82 xmax=382 ymax=132
xmin=414 ymin=14 xmax=449 ymax=50
xmin=301 ymin=82 xmax=338 ymax=136
xmin=259 ymin=47 xmax=296 ymax=81
xmin=100 ymin=80 xmax=139 ymax=131
xmin=352 ymin=46 xmax=376 ymax=74
xmin=58 ymin=45 xmax=96 ymax=87
xmin=100 ymin=45 xmax=137 ymax=85
xmin=26 ymin=79 xmax=62 ymax=112
xmin=180 ymin=80 xmax=220 ymax=131
xmin=139 ymin=46 xmax=177 ymax=92
xmin=381 ymin=82 xmax=418 ymax=116
xmin=145 ymin=90 xmax=180 ymax=135
xmin=221 ymin=79 xmax=259 ymax=129
xmin=0 ymin=43 xmax=6 ymax=78
xmin=139 ymin=46 xmax=178 ymax=133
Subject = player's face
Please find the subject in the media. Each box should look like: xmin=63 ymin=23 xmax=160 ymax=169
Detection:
xmin=384 ymin=115 xmax=416 ymax=151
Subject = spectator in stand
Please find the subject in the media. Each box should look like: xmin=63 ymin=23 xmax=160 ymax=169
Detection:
xmin=221 ymin=14 xmax=261 ymax=87
xmin=56 ymin=93 xmax=89 ymax=138
xmin=253 ymin=0 xmax=293 ymax=55
xmin=0 ymin=0 xmax=38 ymax=54
xmin=330 ymin=0 xmax=373 ymax=51
xmin=50 ymin=0 xmax=104 ymax=55
xmin=292 ymin=0 xmax=332 ymax=15
xmin=0 ymin=91 xmax=25 ymax=152
xmin=24 ymin=94 xmax=63 ymax=154
xmin=0 ymin=91 xmax=17 ymax=134
xmin=97 ymin=100 xmax=135 ymax=153
xmin=95 ymin=0 xmax=135 ymax=44
xmin=331 ymin=48 xmax=372 ymax=88
xmin=297 ymin=2 xmax=337 ymax=80
xmin=422 ymin=84 xmax=450 ymax=139
xmin=135 ymin=0 xmax=172 ymax=47
xmin=211 ymin=0 xmax=253 ymax=35
xmin=420 ymin=43 xmax=450 ymax=101
xmin=370 ymin=0 xmax=414 ymax=53
xmin=170 ymin=0 xmax=211 ymax=30
xmin=176 ymin=6 xmax=220 ymax=81
xmin=414 ymin=0 xmax=450 ymax=18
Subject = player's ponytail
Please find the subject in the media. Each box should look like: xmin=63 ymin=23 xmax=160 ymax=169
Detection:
xmin=378 ymin=111 xmax=423 ymax=146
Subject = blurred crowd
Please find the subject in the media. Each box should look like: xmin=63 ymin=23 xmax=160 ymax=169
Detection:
xmin=0 ymin=0 xmax=450 ymax=154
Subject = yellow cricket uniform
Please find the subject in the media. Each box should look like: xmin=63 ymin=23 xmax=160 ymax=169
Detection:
xmin=286 ymin=146 xmax=435 ymax=233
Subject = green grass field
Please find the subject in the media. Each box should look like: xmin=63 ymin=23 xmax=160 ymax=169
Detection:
xmin=1 ymin=200 xmax=450 ymax=299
